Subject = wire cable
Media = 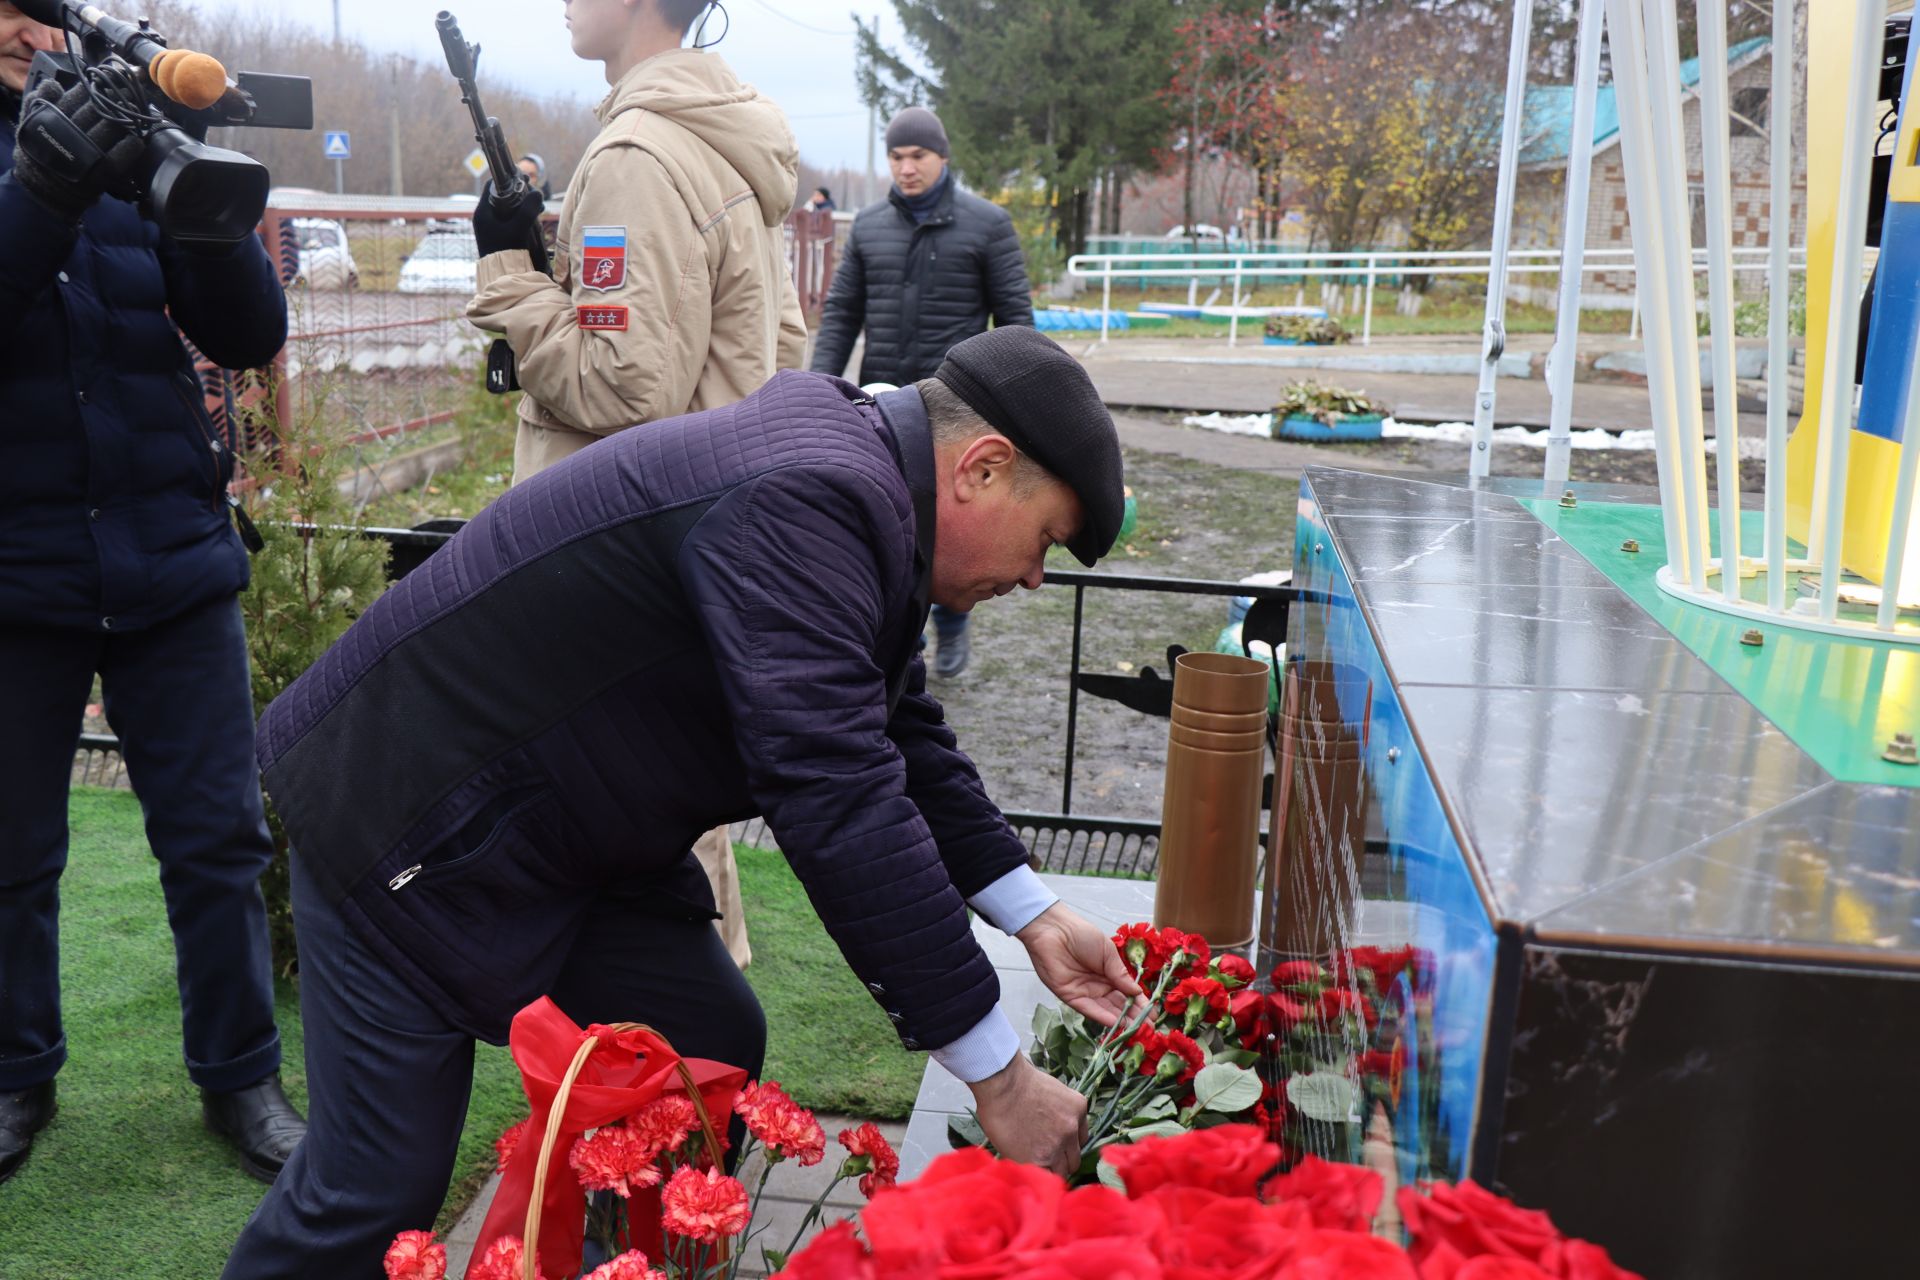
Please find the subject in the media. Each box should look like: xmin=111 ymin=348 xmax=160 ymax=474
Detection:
xmin=739 ymin=0 xmax=856 ymax=38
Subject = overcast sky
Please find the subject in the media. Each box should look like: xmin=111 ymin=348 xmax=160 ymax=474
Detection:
xmin=208 ymin=0 xmax=911 ymax=171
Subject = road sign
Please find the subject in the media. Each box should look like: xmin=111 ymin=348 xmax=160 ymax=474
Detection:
xmin=463 ymin=149 xmax=489 ymax=179
xmin=323 ymin=131 xmax=351 ymax=160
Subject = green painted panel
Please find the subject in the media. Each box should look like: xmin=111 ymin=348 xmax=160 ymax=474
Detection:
xmin=1519 ymin=498 xmax=1920 ymax=788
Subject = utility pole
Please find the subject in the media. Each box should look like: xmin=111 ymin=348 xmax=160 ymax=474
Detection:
xmin=388 ymin=54 xmax=404 ymax=196
xmin=332 ymin=0 xmax=341 ymax=45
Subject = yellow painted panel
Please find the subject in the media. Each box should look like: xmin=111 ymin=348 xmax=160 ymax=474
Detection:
xmin=1891 ymin=119 xmax=1920 ymax=202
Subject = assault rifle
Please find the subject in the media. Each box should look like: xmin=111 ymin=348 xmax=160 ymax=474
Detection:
xmin=436 ymin=10 xmax=551 ymax=395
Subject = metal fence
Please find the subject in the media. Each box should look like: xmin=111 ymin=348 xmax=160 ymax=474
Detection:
xmin=1066 ymin=245 xmax=1812 ymax=347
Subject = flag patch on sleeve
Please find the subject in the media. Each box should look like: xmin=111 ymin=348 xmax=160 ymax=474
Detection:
xmin=578 ymin=305 xmax=629 ymax=331
xmin=580 ymin=225 xmax=627 ymax=291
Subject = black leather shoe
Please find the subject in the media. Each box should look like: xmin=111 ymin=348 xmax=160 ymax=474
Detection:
xmin=934 ymin=627 xmax=971 ymax=679
xmin=203 ymin=1074 xmax=306 ymax=1184
xmin=0 ymin=1081 xmax=57 ymax=1187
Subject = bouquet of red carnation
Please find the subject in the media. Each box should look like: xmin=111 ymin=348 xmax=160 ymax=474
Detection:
xmin=776 ymin=1123 xmax=1645 ymax=1280
xmin=382 ymin=1001 xmax=899 ymax=1280
xmin=949 ymin=922 xmax=1263 ymax=1184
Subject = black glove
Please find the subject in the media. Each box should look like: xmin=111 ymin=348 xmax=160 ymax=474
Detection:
xmin=472 ymin=188 xmax=545 ymax=259
xmin=11 ymin=77 xmax=147 ymax=224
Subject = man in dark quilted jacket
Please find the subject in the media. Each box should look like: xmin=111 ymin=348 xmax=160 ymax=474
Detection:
xmin=223 ymin=327 xmax=1140 ymax=1276
xmin=0 ymin=2 xmax=304 ymax=1190
xmin=810 ymin=105 xmax=1036 ymax=679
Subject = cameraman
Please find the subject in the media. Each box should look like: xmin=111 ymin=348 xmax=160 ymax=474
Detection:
xmin=0 ymin=1 xmax=304 ymax=1186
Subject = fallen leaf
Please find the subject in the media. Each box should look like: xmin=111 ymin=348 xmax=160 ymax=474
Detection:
xmin=1116 ymin=660 xmax=1134 ymax=672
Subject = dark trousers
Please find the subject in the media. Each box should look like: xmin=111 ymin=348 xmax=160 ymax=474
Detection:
xmin=222 ymin=853 xmax=767 ymax=1279
xmin=0 ymin=596 xmax=281 ymax=1092
xmin=929 ymin=603 xmax=969 ymax=644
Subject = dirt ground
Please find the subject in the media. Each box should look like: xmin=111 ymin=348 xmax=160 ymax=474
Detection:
xmin=933 ymin=446 xmax=1298 ymax=830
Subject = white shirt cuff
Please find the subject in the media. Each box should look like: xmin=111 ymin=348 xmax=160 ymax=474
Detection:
xmin=966 ymin=864 xmax=1059 ymax=935
xmin=930 ymin=1005 xmax=1021 ymax=1083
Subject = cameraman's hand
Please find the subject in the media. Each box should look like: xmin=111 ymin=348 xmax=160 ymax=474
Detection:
xmin=968 ymin=1053 xmax=1087 ymax=1178
xmin=472 ymin=188 xmax=545 ymax=259
xmin=12 ymin=78 xmax=146 ymax=224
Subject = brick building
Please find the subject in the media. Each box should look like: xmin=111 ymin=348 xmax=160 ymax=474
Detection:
xmin=1512 ymin=36 xmax=1808 ymax=310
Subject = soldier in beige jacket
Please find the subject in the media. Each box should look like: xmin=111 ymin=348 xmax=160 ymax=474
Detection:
xmin=467 ymin=0 xmax=806 ymax=967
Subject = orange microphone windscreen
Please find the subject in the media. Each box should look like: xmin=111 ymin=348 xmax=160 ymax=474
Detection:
xmin=149 ymin=49 xmax=227 ymax=111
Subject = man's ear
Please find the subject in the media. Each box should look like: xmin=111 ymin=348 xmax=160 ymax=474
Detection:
xmin=951 ymin=434 xmax=1017 ymax=503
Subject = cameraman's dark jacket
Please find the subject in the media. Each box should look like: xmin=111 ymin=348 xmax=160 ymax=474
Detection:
xmin=809 ymin=177 xmax=1033 ymax=387
xmin=255 ymin=371 xmax=1029 ymax=1049
xmin=0 ymin=90 xmax=287 ymax=631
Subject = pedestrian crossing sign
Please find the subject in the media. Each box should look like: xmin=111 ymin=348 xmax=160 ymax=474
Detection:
xmin=322 ymin=131 xmax=351 ymax=160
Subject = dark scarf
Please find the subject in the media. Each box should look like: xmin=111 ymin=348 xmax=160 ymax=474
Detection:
xmin=895 ymin=167 xmax=952 ymax=225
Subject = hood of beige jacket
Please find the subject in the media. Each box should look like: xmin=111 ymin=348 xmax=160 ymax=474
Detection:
xmin=596 ymin=49 xmax=799 ymax=228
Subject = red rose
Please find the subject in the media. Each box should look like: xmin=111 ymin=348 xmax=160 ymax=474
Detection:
xmin=1267 ymin=1230 xmax=1420 ymax=1280
xmin=1399 ymin=1181 xmax=1561 ymax=1271
xmin=1102 ymin=1124 xmax=1280 ymax=1199
xmin=1264 ymin=1155 xmax=1384 ymax=1231
xmin=1017 ymin=1238 xmax=1167 ymax=1280
xmin=1269 ymin=993 xmax=1311 ymax=1035
xmin=1230 ymin=989 xmax=1270 ymax=1050
xmin=1337 ymin=945 xmax=1416 ymax=995
xmin=859 ymin=1146 xmax=1063 ymax=1277
xmin=1145 ymin=1187 xmax=1314 ymax=1275
xmin=1315 ymin=985 xmax=1370 ymax=1027
xmin=1449 ymin=1259 xmax=1555 ymax=1280
xmin=1271 ymin=960 xmax=1327 ymax=990
xmin=1213 ymin=954 xmax=1257 ymax=988
xmin=1546 ymin=1238 xmax=1645 ymax=1280
xmin=779 ymin=1221 xmax=876 ymax=1279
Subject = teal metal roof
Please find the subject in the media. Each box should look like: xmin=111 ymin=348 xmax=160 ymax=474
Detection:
xmin=1521 ymin=36 xmax=1770 ymax=166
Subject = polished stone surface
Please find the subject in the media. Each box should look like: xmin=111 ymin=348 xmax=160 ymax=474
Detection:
xmin=1395 ymin=685 xmax=1832 ymax=922
xmin=1325 ymin=515 xmax=1610 ymax=588
xmin=1534 ymin=782 xmax=1920 ymax=960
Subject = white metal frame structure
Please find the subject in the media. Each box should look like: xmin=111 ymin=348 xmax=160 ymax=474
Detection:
xmin=1602 ymin=0 xmax=1920 ymax=644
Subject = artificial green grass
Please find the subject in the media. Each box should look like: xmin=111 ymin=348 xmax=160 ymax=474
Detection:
xmin=0 ymin=788 xmax=524 ymax=1276
xmin=736 ymin=844 xmax=924 ymax=1121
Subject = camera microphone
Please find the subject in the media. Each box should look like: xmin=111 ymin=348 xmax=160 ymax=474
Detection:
xmin=17 ymin=0 xmax=230 ymax=110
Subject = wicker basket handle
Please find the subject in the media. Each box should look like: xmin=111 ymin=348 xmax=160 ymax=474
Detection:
xmin=521 ymin=1022 xmax=729 ymax=1280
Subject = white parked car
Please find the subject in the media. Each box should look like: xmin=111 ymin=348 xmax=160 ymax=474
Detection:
xmin=291 ymin=217 xmax=358 ymax=290
xmin=397 ymin=229 xmax=480 ymax=294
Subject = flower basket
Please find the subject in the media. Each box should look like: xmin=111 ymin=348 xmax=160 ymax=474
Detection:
xmin=1275 ymin=412 xmax=1386 ymax=442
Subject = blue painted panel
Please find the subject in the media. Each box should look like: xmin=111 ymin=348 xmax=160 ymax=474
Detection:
xmin=1856 ymin=43 xmax=1920 ymax=444
xmin=1284 ymin=476 xmax=1497 ymax=1186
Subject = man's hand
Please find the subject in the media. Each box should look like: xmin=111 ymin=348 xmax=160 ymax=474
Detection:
xmin=1017 ymin=902 xmax=1145 ymax=1029
xmin=472 ymin=188 xmax=545 ymax=259
xmin=12 ymin=78 xmax=146 ymax=224
xmin=968 ymin=1053 xmax=1087 ymax=1178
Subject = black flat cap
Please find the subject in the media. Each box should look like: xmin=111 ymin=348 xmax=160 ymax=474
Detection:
xmin=932 ymin=327 xmax=1125 ymax=566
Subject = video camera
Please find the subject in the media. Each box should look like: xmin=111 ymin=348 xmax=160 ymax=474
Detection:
xmin=17 ymin=0 xmax=312 ymax=245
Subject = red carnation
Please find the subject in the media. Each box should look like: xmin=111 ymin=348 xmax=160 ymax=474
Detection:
xmin=493 ymin=1119 xmax=529 ymax=1173
xmin=837 ymin=1121 xmax=900 ymax=1198
xmin=468 ymin=1236 xmax=546 ymax=1280
xmin=582 ymin=1251 xmax=667 ymax=1280
xmin=1159 ymin=927 xmax=1211 ymax=979
xmin=1230 ymin=988 xmax=1270 ymax=1050
xmin=736 ymin=1081 xmax=825 ymax=1166
xmin=1338 ymin=944 xmax=1417 ymax=995
xmin=1212 ymin=953 xmax=1257 ymax=988
xmin=626 ymin=1094 xmax=700 ymax=1160
xmin=1112 ymin=922 xmax=1164 ymax=976
xmin=1156 ymin=1030 xmax=1205 ymax=1083
xmin=569 ymin=1123 xmax=662 ymax=1198
xmin=1165 ymin=976 xmax=1231 ymax=1030
xmin=1269 ymin=992 xmax=1311 ymax=1035
xmin=660 ymin=1165 xmax=750 ymax=1241
xmin=382 ymin=1230 xmax=447 ymax=1280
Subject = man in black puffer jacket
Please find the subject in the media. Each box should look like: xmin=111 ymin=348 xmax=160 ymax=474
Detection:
xmin=810 ymin=106 xmax=1035 ymax=678
xmin=0 ymin=2 xmax=304 ymax=1189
